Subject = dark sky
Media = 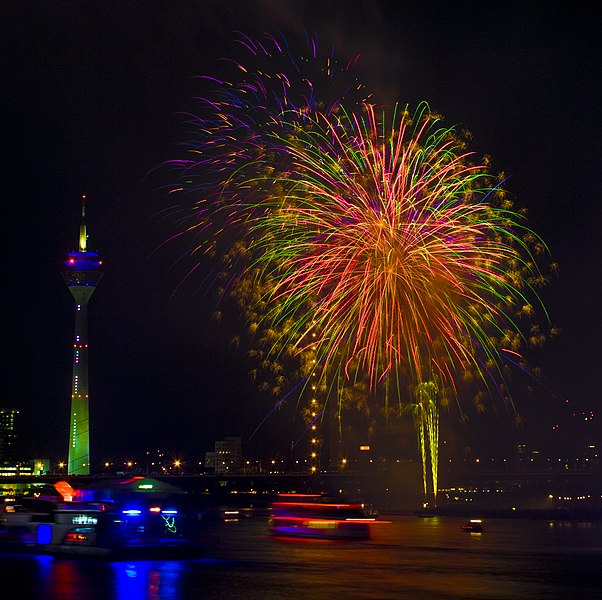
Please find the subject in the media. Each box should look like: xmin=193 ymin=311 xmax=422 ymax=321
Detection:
xmin=4 ymin=1 xmax=601 ymax=466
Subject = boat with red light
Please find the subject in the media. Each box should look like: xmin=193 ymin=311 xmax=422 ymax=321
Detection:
xmin=461 ymin=519 xmax=484 ymax=533
xmin=268 ymin=493 xmax=380 ymax=540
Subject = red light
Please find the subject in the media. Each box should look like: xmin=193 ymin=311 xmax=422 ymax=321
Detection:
xmin=65 ymin=532 xmax=88 ymax=544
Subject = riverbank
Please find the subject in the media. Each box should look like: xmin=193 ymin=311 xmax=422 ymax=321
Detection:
xmin=404 ymin=506 xmax=602 ymax=521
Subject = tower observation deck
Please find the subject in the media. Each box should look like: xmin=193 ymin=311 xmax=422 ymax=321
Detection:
xmin=61 ymin=195 xmax=103 ymax=475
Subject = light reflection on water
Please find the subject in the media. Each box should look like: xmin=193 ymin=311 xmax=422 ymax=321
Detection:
xmin=2 ymin=515 xmax=602 ymax=600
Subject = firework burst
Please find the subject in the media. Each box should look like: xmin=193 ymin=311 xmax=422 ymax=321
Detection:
xmin=162 ymin=34 xmax=555 ymax=502
xmin=242 ymin=101 xmax=551 ymax=413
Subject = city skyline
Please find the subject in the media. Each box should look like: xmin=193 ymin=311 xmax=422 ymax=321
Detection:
xmin=4 ymin=2 xmax=600 ymax=465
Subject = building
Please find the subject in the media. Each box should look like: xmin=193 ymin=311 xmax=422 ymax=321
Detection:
xmin=0 ymin=408 xmax=19 ymax=465
xmin=0 ymin=409 xmax=50 ymax=476
xmin=61 ymin=196 xmax=103 ymax=475
xmin=205 ymin=436 xmax=243 ymax=475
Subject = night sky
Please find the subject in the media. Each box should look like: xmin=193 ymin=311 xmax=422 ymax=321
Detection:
xmin=4 ymin=1 xmax=601 ymax=466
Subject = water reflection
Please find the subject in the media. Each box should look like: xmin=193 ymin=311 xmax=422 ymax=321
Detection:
xmin=112 ymin=561 xmax=184 ymax=600
xmin=3 ymin=516 xmax=601 ymax=600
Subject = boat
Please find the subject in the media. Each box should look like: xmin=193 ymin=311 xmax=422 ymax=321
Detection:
xmin=268 ymin=493 xmax=377 ymax=540
xmin=0 ymin=493 xmax=203 ymax=558
xmin=461 ymin=518 xmax=484 ymax=533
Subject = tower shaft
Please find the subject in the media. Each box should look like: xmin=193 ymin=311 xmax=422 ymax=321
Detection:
xmin=66 ymin=289 xmax=94 ymax=474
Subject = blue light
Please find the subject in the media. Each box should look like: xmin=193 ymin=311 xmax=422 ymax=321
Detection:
xmin=122 ymin=509 xmax=142 ymax=516
xmin=36 ymin=524 xmax=53 ymax=544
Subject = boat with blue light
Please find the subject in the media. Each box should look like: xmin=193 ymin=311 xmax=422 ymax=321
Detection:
xmin=0 ymin=478 xmax=203 ymax=557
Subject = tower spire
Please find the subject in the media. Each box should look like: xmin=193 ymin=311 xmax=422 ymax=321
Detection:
xmin=79 ymin=194 xmax=87 ymax=252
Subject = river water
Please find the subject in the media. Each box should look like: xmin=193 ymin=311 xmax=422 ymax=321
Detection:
xmin=2 ymin=514 xmax=601 ymax=600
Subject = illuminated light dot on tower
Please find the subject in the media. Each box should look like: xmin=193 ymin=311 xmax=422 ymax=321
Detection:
xmin=61 ymin=195 xmax=104 ymax=475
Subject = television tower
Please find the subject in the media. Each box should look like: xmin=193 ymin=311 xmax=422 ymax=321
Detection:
xmin=61 ymin=195 xmax=103 ymax=475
